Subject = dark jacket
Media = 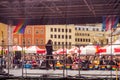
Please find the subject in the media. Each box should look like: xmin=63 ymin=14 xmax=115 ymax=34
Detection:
xmin=46 ymin=44 xmax=53 ymax=55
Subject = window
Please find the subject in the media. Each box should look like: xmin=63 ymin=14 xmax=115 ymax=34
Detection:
xmin=13 ymin=38 xmax=18 ymax=44
xmin=51 ymin=28 xmax=53 ymax=32
xmin=58 ymin=35 xmax=60 ymax=39
xmin=22 ymin=39 xmax=25 ymax=45
xmin=83 ymin=39 xmax=85 ymax=42
xmin=65 ymin=42 xmax=67 ymax=45
xmin=40 ymin=39 xmax=44 ymax=45
xmin=27 ymin=38 xmax=31 ymax=45
xmin=51 ymin=34 xmax=53 ymax=38
xmin=62 ymin=29 xmax=64 ymax=32
xmin=27 ymin=29 xmax=31 ymax=34
xmin=77 ymin=33 xmax=79 ymax=36
xmin=62 ymin=35 xmax=64 ymax=39
xmin=76 ymin=33 xmax=78 ymax=36
xmin=69 ymin=29 xmax=71 ymax=33
xmin=75 ymin=28 xmax=77 ymax=30
xmin=88 ymin=39 xmax=90 ymax=42
xmin=96 ymin=28 xmax=99 ymax=31
xmin=58 ymin=42 xmax=60 ymax=45
xmin=75 ymin=38 xmax=77 ymax=42
xmin=87 ymin=39 xmax=90 ymax=42
xmin=65 ymin=29 xmax=68 ymax=32
xmin=54 ymin=42 xmax=57 ymax=45
xmin=86 ymin=39 xmax=88 ymax=42
xmin=78 ymin=38 xmax=79 ymax=42
xmin=69 ymin=35 xmax=71 ymax=39
xmin=54 ymin=35 xmax=57 ymax=38
xmin=86 ymin=28 xmax=88 ymax=31
xmin=80 ymin=38 xmax=82 ymax=42
xmin=82 ymin=33 xmax=84 ymax=36
xmin=62 ymin=42 xmax=64 ymax=45
xmin=69 ymin=42 xmax=71 ymax=45
xmin=40 ymin=29 xmax=44 ymax=34
xmin=65 ymin=35 xmax=68 ymax=39
xmin=58 ymin=42 xmax=60 ymax=48
xmin=35 ymin=39 xmax=39 ymax=45
xmin=54 ymin=41 xmax=57 ymax=49
xmin=80 ymin=33 xmax=81 ymax=36
xmin=54 ymin=28 xmax=57 ymax=32
xmin=106 ymin=39 xmax=108 ymax=44
xmin=58 ymin=28 xmax=60 ymax=32
xmin=82 ymin=28 xmax=84 ymax=31
xmin=35 ymin=29 xmax=39 ymax=34
xmin=75 ymin=33 xmax=76 ymax=36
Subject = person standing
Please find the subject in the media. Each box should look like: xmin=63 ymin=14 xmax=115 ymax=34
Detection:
xmin=45 ymin=39 xmax=55 ymax=70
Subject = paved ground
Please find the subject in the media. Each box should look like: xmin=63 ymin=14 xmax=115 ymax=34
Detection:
xmin=3 ymin=69 xmax=120 ymax=78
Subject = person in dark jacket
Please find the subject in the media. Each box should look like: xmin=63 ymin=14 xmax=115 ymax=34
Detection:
xmin=45 ymin=39 xmax=55 ymax=70
xmin=66 ymin=55 xmax=73 ymax=69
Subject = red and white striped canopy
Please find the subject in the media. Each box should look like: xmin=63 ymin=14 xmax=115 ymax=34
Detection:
xmin=98 ymin=40 xmax=120 ymax=55
xmin=80 ymin=45 xmax=97 ymax=55
xmin=69 ymin=46 xmax=80 ymax=54
xmin=55 ymin=48 xmax=69 ymax=54
xmin=68 ymin=45 xmax=98 ymax=55
xmin=25 ymin=46 xmax=46 ymax=54
xmin=12 ymin=46 xmax=22 ymax=51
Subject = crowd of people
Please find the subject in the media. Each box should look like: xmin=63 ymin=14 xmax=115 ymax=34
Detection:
xmin=1 ymin=53 xmax=120 ymax=70
xmin=1 ymin=40 xmax=120 ymax=71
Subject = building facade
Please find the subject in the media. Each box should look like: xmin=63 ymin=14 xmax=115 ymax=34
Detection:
xmin=0 ymin=23 xmax=7 ymax=46
xmin=45 ymin=25 xmax=75 ymax=50
xmin=12 ymin=24 xmax=108 ymax=49
xmin=13 ymin=25 xmax=46 ymax=49
xmin=75 ymin=25 xmax=108 ymax=46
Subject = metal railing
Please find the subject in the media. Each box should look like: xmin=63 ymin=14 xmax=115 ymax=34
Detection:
xmin=0 ymin=44 xmax=120 ymax=79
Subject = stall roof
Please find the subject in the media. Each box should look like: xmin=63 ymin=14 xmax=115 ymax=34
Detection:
xmin=0 ymin=0 xmax=120 ymax=25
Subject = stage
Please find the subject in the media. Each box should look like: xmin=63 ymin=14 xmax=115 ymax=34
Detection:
xmin=2 ymin=69 xmax=120 ymax=79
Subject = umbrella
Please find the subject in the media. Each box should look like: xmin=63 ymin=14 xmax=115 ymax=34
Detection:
xmin=69 ymin=46 xmax=80 ymax=54
xmin=85 ymin=45 xmax=97 ymax=55
xmin=12 ymin=46 xmax=22 ymax=51
xmin=25 ymin=46 xmax=46 ymax=54
xmin=56 ymin=48 xmax=69 ymax=54
xmin=79 ymin=46 xmax=86 ymax=55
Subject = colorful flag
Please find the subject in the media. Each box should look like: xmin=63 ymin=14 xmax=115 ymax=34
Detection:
xmin=13 ymin=20 xmax=27 ymax=34
xmin=102 ymin=16 xmax=119 ymax=31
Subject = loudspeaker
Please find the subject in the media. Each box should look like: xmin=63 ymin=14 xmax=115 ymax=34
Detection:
xmin=15 ymin=51 xmax=21 ymax=59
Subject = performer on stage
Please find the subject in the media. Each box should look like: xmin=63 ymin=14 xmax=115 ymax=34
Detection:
xmin=45 ymin=39 xmax=55 ymax=70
